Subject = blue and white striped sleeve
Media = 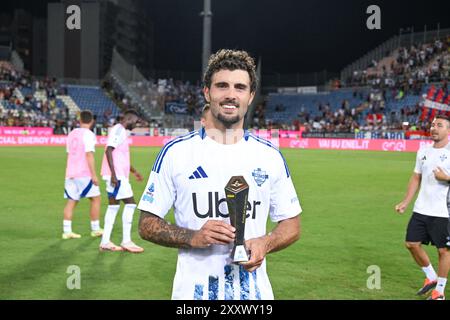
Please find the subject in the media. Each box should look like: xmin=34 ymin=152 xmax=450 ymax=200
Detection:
xmin=137 ymin=148 xmax=175 ymax=218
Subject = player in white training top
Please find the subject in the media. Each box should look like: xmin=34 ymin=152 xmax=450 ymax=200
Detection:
xmin=396 ymin=115 xmax=450 ymax=300
xmin=62 ymin=110 xmax=103 ymax=239
xmin=99 ymin=109 xmax=145 ymax=253
xmin=138 ymin=49 xmax=302 ymax=300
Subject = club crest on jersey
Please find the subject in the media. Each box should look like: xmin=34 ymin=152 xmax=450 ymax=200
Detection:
xmin=440 ymin=154 xmax=447 ymax=162
xmin=252 ymin=168 xmax=268 ymax=187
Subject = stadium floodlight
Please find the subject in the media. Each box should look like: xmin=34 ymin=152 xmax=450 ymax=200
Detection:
xmin=200 ymin=0 xmax=212 ymax=76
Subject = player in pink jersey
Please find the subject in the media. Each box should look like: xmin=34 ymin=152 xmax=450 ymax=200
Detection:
xmin=63 ymin=110 xmax=103 ymax=239
xmin=99 ymin=109 xmax=144 ymax=253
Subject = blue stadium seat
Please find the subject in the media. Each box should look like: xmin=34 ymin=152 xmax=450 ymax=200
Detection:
xmin=63 ymin=85 xmax=120 ymax=122
xmin=266 ymin=87 xmax=428 ymax=125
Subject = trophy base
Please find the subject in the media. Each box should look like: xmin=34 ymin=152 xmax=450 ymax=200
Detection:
xmin=231 ymin=245 xmax=249 ymax=263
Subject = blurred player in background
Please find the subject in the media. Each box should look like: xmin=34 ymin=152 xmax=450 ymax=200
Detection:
xmin=395 ymin=115 xmax=450 ymax=300
xmin=99 ymin=109 xmax=144 ymax=253
xmin=63 ymin=110 xmax=103 ymax=239
xmin=200 ymin=103 xmax=211 ymax=128
xmin=138 ymin=49 xmax=301 ymax=300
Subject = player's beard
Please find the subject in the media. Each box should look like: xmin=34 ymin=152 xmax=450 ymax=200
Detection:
xmin=217 ymin=112 xmax=241 ymax=128
xmin=431 ymin=131 xmax=442 ymax=142
xmin=213 ymin=99 xmax=244 ymax=128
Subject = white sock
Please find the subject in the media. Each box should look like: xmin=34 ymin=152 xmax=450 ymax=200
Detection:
xmin=436 ymin=277 xmax=447 ymax=295
xmin=122 ymin=204 xmax=136 ymax=244
xmin=101 ymin=205 xmax=120 ymax=245
xmin=63 ymin=220 xmax=72 ymax=233
xmin=422 ymin=264 xmax=437 ymax=281
xmin=91 ymin=220 xmax=100 ymax=231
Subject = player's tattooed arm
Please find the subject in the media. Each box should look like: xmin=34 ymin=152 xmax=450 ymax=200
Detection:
xmin=139 ymin=211 xmax=235 ymax=248
xmin=138 ymin=211 xmax=195 ymax=249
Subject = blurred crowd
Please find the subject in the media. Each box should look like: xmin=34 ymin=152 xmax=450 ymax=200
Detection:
xmin=1 ymin=37 xmax=449 ymax=137
xmin=349 ymin=38 xmax=449 ymax=92
xmin=0 ymin=63 xmax=153 ymax=135
xmin=261 ymin=38 xmax=449 ymax=134
xmin=0 ymin=62 xmax=76 ymax=134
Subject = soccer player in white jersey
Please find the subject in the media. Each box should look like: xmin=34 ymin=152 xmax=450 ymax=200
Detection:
xmin=99 ymin=109 xmax=144 ymax=253
xmin=138 ymin=49 xmax=301 ymax=300
xmin=396 ymin=115 xmax=450 ymax=300
xmin=63 ymin=110 xmax=103 ymax=239
xmin=200 ymin=103 xmax=211 ymax=128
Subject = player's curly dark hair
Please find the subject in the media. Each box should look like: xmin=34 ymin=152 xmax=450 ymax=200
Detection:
xmin=203 ymin=49 xmax=258 ymax=93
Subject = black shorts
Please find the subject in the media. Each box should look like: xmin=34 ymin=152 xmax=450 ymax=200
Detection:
xmin=406 ymin=212 xmax=450 ymax=248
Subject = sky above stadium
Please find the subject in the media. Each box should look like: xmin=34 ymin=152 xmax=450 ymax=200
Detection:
xmin=145 ymin=0 xmax=449 ymax=74
xmin=3 ymin=0 xmax=450 ymax=74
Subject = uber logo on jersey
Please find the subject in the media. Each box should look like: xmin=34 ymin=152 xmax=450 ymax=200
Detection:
xmin=192 ymin=192 xmax=261 ymax=219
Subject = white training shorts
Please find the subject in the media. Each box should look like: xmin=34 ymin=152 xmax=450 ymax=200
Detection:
xmin=64 ymin=177 xmax=101 ymax=201
xmin=103 ymin=176 xmax=133 ymax=200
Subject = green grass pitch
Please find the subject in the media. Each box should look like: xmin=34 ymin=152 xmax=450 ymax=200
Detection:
xmin=0 ymin=146 xmax=440 ymax=299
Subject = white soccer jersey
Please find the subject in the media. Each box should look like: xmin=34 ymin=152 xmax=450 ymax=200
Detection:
xmin=138 ymin=128 xmax=302 ymax=300
xmin=107 ymin=123 xmax=127 ymax=148
xmin=413 ymin=143 xmax=450 ymax=218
